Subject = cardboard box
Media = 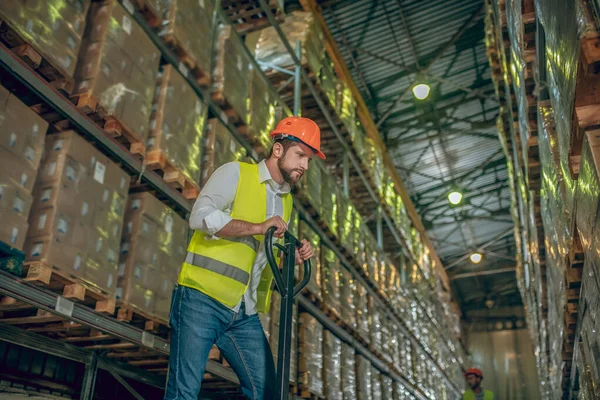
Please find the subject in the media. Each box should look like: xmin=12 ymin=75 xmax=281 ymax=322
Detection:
xmin=0 ymin=211 xmax=29 ymax=250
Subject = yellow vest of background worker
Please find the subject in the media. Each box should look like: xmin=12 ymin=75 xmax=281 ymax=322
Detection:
xmin=178 ymin=162 xmax=292 ymax=313
xmin=463 ymin=390 xmax=494 ymax=400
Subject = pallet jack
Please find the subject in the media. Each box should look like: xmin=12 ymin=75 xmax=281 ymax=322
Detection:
xmin=265 ymin=226 xmax=312 ymax=400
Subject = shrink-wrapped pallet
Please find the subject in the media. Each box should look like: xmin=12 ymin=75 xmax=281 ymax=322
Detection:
xmin=149 ymin=64 xmax=207 ymax=185
xmin=252 ymin=11 xmax=325 ymax=77
xmin=1 ymin=0 xmax=91 ymax=82
xmin=356 ymin=355 xmax=373 ymax=400
xmin=371 ymin=368 xmax=382 ymax=400
xmin=341 ymin=343 xmax=357 ymax=399
xmin=118 ymin=193 xmax=187 ymax=319
xmin=248 ymin=67 xmax=282 ymax=151
xmin=319 ymin=54 xmax=338 ymax=109
xmin=157 ymin=0 xmax=215 ymax=82
xmin=212 ymin=24 xmax=252 ymax=125
xmin=355 ymin=282 xmax=370 ymax=343
xmin=321 ymin=171 xmax=339 ymax=234
xmin=298 ymin=221 xmax=322 ymax=300
xmin=323 ymin=330 xmax=342 ymax=400
xmin=381 ymin=375 xmax=394 ymax=399
xmin=269 ymin=291 xmax=298 ymax=384
xmin=26 ymin=131 xmax=128 ymax=294
xmin=298 ymin=158 xmax=324 ymax=214
xmin=298 ymin=313 xmax=324 ymax=398
xmin=321 ymin=246 xmax=341 ymax=315
xmin=337 ymin=194 xmax=355 ymax=253
xmin=75 ymin=1 xmax=160 ymax=141
xmin=339 ymin=267 xmax=357 ymax=331
xmin=369 ymin=298 xmax=383 ymax=355
xmin=201 ymin=118 xmax=252 ymax=185
xmin=0 ymin=85 xmax=48 ymax=251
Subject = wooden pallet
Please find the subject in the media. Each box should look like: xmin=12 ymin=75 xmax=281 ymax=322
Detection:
xmin=144 ymin=150 xmax=201 ymax=200
xmin=0 ymin=19 xmax=74 ymax=94
xmin=22 ymin=261 xmax=117 ymax=314
xmin=161 ymin=34 xmax=210 ymax=87
xmin=130 ymin=0 xmax=162 ymax=28
xmin=222 ymin=0 xmax=283 ymax=34
xmin=116 ymin=302 xmax=170 ymax=335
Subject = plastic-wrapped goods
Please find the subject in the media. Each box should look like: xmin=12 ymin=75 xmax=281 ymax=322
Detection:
xmin=339 ymin=267 xmax=357 ymax=331
xmin=371 ymin=368 xmax=382 ymax=400
xmin=368 ymin=298 xmax=383 ymax=355
xmin=321 ymin=246 xmax=341 ymax=315
xmin=353 ymin=218 xmax=367 ymax=270
xmin=575 ymin=138 xmax=600 ymax=257
xmin=252 ymin=11 xmax=325 ymax=77
xmin=381 ymin=318 xmax=393 ymax=364
xmin=355 ymin=282 xmax=370 ymax=344
xmin=352 ymin=122 xmax=367 ymax=161
xmin=270 ymin=292 xmax=299 ymax=383
xmin=298 ymin=221 xmax=322 ymax=300
xmin=1 ymin=0 xmax=91 ymax=79
xmin=336 ymin=79 xmax=357 ymax=135
xmin=321 ymin=171 xmax=339 ymax=234
xmin=337 ymin=194 xmax=355 ymax=253
xmin=341 ymin=343 xmax=357 ymax=400
xmin=365 ymin=240 xmax=379 ymax=289
xmin=356 ymin=355 xmax=373 ymax=400
xmin=320 ymin=54 xmax=338 ymax=110
xmin=118 ymin=193 xmax=187 ymax=319
xmin=0 ymin=86 xmax=48 ymax=251
xmin=290 ymin=302 xmax=298 ymax=384
xmin=248 ymin=67 xmax=282 ymax=151
xmin=270 ymin=291 xmax=280 ymax=365
xmin=298 ymin=158 xmax=324 ymax=215
xmin=400 ymin=335 xmax=414 ymax=382
xmin=212 ymin=24 xmax=251 ymax=126
xmin=201 ymin=118 xmax=252 ymax=185
xmin=323 ymin=330 xmax=343 ymax=400
xmin=535 ymin=0 xmax=581 ymax=177
xmin=395 ymin=195 xmax=410 ymax=240
xmin=298 ymin=313 xmax=324 ymax=398
xmin=365 ymin=136 xmax=384 ymax=189
xmin=149 ymin=65 xmax=207 ymax=185
xmin=381 ymin=375 xmax=394 ymax=400
xmin=26 ymin=131 xmax=129 ymax=294
xmin=75 ymin=1 xmax=160 ymax=142
xmin=393 ymin=381 xmax=411 ymax=400
xmin=157 ymin=0 xmax=215 ymax=81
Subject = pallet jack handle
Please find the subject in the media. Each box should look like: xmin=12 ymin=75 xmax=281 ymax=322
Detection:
xmin=265 ymin=226 xmax=312 ymax=400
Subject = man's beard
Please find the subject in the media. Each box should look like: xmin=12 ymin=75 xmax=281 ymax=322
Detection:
xmin=278 ymin=157 xmax=303 ymax=184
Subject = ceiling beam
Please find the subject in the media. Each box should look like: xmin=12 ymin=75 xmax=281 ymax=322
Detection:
xmin=451 ymin=267 xmax=516 ymax=280
xmin=375 ymin=3 xmax=485 ymax=128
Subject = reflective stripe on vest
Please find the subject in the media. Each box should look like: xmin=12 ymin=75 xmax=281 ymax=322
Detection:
xmin=178 ymin=162 xmax=292 ymax=312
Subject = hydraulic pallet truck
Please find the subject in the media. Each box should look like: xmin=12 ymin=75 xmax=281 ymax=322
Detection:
xmin=265 ymin=226 xmax=312 ymax=400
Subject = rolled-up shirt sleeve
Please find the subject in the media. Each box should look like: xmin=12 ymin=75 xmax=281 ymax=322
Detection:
xmin=189 ymin=162 xmax=240 ymax=236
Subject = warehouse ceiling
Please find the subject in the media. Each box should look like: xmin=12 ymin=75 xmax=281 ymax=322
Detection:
xmin=308 ymin=0 xmax=520 ymax=314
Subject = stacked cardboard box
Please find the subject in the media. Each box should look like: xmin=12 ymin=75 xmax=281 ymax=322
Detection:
xmin=251 ymin=11 xmax=325 ymax=78
xmin=320 ymin=246 xmax=341 ymax=314
xmin=201 ymin=118 xmax=252 ymax=185
xmin=341 ymin=343 xmax=357 ymax=399
xmin=26 ymin=131 xmax=129 ymax=294
xmin=356 ymin=355 xmax=372 ymax=400
xmin=117 ymin=192 xmax=187 ymax=320
xmin=75 ymin=0 xmax=160 ymax=141
xmin=157 ymin=0 xmax=215 ymax=80
xmin=148 ymin=65 xmax=208 ymax=185
xmin=1 ymin=0 xmax=91 ymax=79
xmin=298 ymin=312 xmax=324 ymax=398
xmin=212 ymin=24 xmax=252 ymax=126
xmin=298 ymin=221 xmax=321 ymax=301
xmin=323 ymin=330 xmax=342 ymax=400
xmin=0 ymin=85 xmax=48 ymax=251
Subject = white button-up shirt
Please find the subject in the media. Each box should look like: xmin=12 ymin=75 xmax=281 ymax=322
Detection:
xmin=189 ymin=160 xmax=291 ymax=315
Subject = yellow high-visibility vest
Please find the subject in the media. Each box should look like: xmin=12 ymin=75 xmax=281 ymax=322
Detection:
xmin=463 ymin=390 xmax=494 ymax=400
xmin=178 ymin=162 xmax=292 ymax=313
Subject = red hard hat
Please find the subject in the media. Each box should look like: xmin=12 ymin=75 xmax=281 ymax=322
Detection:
xmin=465 ymin=368 xmax=483 ymax=378
xmin=270 ymin=116 xmax=326 ymax=159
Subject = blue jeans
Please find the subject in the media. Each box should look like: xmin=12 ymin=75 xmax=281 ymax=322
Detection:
xmin=164 ymin=285 xmax=276 ymax=400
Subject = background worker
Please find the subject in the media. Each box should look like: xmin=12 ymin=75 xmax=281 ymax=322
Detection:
xmin=464 ymin=368 xmax=494 ymax=400
xmin=164 ymin=117 xmax=326 ymax=400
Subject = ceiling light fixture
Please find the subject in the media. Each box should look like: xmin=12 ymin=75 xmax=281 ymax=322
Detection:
xmin=448 ymin=191 xmax=463 ymax=205
xmin=470 ymin=252 xmax=483 ymax=264
xmin=412 ymin=83 xmax=431 ymax=100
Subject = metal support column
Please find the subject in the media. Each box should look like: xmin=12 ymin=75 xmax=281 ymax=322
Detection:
xmin=377 ymin=206 xmax=384 ymax=249
xmin=343 ymin=152 xmax=350 ymax=197
xmin=80 ymin=351 xmax=99 ymax=400
xmin=293 ymin=40 xmax=302 ymax=116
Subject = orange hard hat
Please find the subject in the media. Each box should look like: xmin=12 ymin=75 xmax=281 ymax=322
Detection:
xmin=465 ymin=368 xmax=483 ymax=378
xmin=270 ymin=116 xmax=326 ymax=159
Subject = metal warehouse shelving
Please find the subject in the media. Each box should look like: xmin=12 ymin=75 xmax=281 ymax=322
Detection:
xmin=0 ymin=0 xmax=464 ymax=398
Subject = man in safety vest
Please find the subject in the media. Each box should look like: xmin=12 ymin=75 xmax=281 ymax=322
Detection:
xmin=164 ymin=117 xmax=325 ymax=400
xmin=463 ymin=368 xmax=494 ymax=400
